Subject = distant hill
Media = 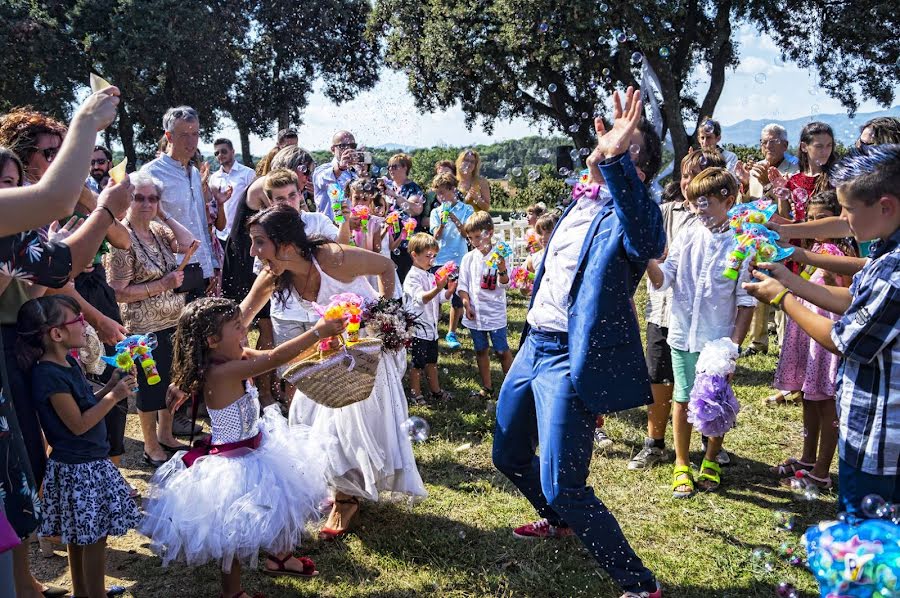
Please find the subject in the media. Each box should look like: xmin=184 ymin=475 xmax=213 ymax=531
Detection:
xmin=373 ymin=143 xmax=418 ymax=152
xmin=720 ymin=106 xmax=900 ymax=146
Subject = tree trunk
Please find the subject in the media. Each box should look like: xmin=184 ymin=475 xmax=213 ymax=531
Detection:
xmin=277 ymin=104 xmax=290 ymax=133
xmin=117 ymin=103 xmax=138 ymax=171
xmin=238 ymin=123 xmax=253 ymax=169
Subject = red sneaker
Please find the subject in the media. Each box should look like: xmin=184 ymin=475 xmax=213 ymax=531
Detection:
xmin=512 ymin=518 xmax=575 ymax=540
xmin=620 ymin=584 xmax=662 ymax=598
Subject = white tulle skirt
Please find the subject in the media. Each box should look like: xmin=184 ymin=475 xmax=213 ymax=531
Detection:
xmin=289 ymin=349 xmax=427 ymax=502
xmin=139 ymin=406 xmax=329 ymax=572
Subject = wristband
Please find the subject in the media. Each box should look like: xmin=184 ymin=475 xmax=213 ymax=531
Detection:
xmin=770 ymin=288 xmax=792 ymax=308
xmin=498 ymin=270 xmax=508 ymax=277
xmin=96 ymin=205 xmax=116 ymax=222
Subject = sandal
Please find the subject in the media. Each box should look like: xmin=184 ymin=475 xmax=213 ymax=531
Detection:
xmin=430 ymin=390 xmax=453 ymax=402
xmin=263 ymin=554 xmax=318 ymax=579
xmin=672 ymin=465 xmax=695 ymax=499
xmin=408 ymin=393 xmax=426 ymax=406
xmin=770 ymin=457 xmax=814 ymax=477
xmin=470 ymin=386 xmax=493 ymax=399
xmin=697 ymin=459 xmax=722 ymax=492
xmin=779 ymin=469 xmax=833 ymax=490
xmin=319 ymin=496 xmax=360 ymax=540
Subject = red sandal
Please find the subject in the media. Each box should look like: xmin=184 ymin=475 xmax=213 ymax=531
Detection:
xmin=779 ymin=469 xmax=833 ymax=490
xmin=262 ymin=554 xmax=319 ymax=579
xmin=770 ymin=457 xmax=813 ymax=477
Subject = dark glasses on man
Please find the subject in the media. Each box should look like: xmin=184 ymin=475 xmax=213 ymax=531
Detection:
xmin=91 ymin=158 xmax=109 ymax=166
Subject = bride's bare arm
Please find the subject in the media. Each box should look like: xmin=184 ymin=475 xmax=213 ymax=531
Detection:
xmin=240 ymin=268 xmax=276 ymax=328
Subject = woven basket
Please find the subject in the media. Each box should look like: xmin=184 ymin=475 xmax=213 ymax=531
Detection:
xmin=282 ymin=337 xmax=382 ymax=408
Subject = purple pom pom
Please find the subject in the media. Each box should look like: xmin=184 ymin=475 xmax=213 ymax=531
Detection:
xmin=688 ymin=372 xmax=740 ymax=437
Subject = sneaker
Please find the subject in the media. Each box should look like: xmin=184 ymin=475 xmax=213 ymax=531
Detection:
xmin=620 ymin=584 xmax=663 ymax=598
xmin=739 ymin=346 xmax=767 ymax=358
xmin=512 ymin=518 xmax=575 ymax=540
xmin=628 ymin=446 xmax=666 ymax=470
xmin=445 ymin=331 xmax=461 ymax=350
xmin=171 ymin=412 xmax=203 ymax=437
xmin=594 ymin=428 xmax=613 ymax=450
xmin=700 ymin=438 xmax=731 ymax=466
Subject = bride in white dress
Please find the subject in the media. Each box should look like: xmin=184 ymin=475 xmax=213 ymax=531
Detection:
xmin=242 ymin=204 xmax=426 ymax=539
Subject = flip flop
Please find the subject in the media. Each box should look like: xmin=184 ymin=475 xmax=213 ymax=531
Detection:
xmin=262 ymin=554 xmax=318 ymax=579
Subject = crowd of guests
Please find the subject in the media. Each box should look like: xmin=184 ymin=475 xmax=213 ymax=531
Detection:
xmin=0 ymin=79 xmax=897 ymax=598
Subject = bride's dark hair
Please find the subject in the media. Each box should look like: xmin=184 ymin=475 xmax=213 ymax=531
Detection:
xmin=247 ymin=204 xmax=332 ymax=306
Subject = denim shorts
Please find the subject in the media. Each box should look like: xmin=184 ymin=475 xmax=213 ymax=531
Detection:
xmin=469 ymin=327 xmax=510 ymax=353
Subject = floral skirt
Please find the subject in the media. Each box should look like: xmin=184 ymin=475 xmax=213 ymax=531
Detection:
xmin=40 ymin=458 xmax=141 ymax=545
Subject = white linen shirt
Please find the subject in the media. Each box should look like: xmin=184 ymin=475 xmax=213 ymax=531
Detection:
xmin=403 ymin=266 xmax=450 ymax=340
xmin=254 ymin=212 xmax=338 ymax=322
xmin=312 ymin=158 xmax=356 ymax=220
xmin=457 ymin=248 xmax=509 ymax=331
xmin=526 ymin=190 xmax=611 ymax=332
xmin=141 ymin=155 xmax=215 ymax=278
xmin=654 ymin=222 xmax=757 ymax=353
xmin=209 ymin=160 xmax=256 ymax=240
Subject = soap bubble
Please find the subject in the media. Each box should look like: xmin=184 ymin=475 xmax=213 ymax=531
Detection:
xmin=538 ymin=148 xmax=552 ymax=159
xmin=393 ymin=248 xmax=401 ymax=256
xmin=702 ymin=120 xmax=715 ymax=134
xmin=569 ymin=149 xmax=580 ymax=160
xmin=777 ymin=581 xmax=798 ymax=598
xmin=558 ymin=167 xmax=570 ymax=176
xmin=696 ymin=196 xmax=709 ymax=210
xmin=579 ymin=147 xmax=591 ymax=156
xmin=643 ymin=15 xmax=651 ymax=24
xmin=616 ymin=32 xmax=627 ymax=44
xmin=371 ymin=166 xmax=380 ymax=175
xmin=495 ymin=159 xmax=507 ymax=169
xmin=630 ymin=52 xmax=643 ymax=65
xmin=547 ymin=83 xmax=558 ymax=93
xmin=599 ymin=3 xmax=608 ymax=12
xmin=792 ymin=188 xmax=809 ymax=204
xmin=515 ymin=90 xmax=523 ymax=98
xmin=861 ymin=494 xmax=890 ymax=519
xmin=663 ymin=21 xmax=672 ymax=30
xmin=538 ymin=22 xmax=549 ymax=33
xmin=774 ymin=55 xmax=785 ymax=67
xmin=810 ymin=104 xmax=820 ymax=115
xmin=524 ymin=105 xmax=534 ymax=115
xmin=568 ymin=123 xmax=579 ymax=133
xmin=629 ymin=143 xmax=640 ymax=155
xmin=511 ymin=166 xmax=523 ymax=176
xmin=659 ymin=47 xmax=670 ymax=58
xmin=581 ymin=111 xmax=589 ymax=119
xmin=754 ymin=73 xmax=767 ymax=84
xmin=528 ymin=169 xmax=540 ymax=181
xmin=561 ymin=40 xmax=570 ymax=49
xmin=774 ymin=510 xmax=795 ymax=531
xmin=401 ymin=417 xmax=430 ymax=443
xmin=836 ymin=511 xmax=860 ymax=526
xmin=602 ymin=67 xmax=611 ymax=76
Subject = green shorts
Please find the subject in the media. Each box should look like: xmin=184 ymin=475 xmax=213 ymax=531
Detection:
xmin=671 ymin=348 xmax=701 ymax=404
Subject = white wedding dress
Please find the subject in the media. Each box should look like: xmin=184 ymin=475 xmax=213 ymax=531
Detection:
xmin=288 ymin=258 xmax=427 ymax=502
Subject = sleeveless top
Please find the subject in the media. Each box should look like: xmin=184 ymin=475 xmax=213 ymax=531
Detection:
xmin=310 ymin=256 xmax=379 ymax=304
xmin=208 ymin=383 xmax=260 ymax=445
xmin=459 ymin=178 xmax=486 ymax=212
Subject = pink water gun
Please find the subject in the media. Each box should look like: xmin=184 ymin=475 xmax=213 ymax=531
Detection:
xmin=403 ymin=218 xmax=416 ymax=239
xmin=352 ymin=205 xmax=370 ymax=233
xmin=434 ymin=260 xmax=457 ymax=283
xmin=525 ymin=230 xmax=541 ymax=254
xmin=385 ymin=211 xmax=401 ymax=234
xmin=800 ymin=242 xmax=843 ymax=280
xmin=509 ymin=266 xmax=536 ymax=292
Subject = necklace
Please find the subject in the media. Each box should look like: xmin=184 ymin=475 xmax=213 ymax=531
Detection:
xmin=126 ymin=221 xmax=173 ymax=274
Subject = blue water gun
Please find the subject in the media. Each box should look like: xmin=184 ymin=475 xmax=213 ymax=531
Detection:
xmin=102 ymin=333 xmax=161 ymax=390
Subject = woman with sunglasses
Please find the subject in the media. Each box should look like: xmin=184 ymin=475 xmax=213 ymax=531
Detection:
xmin=107 ymin=172 xmax=198 ymax=468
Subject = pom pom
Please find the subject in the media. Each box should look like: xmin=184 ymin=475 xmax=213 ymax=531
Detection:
xmin=687 ymin=338 xmax=740 ymax=437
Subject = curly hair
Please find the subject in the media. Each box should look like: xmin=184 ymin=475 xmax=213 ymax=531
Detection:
xmin=807 ymin=190 xmax=858 ymax=258
xmin=170 ymin=297 xmax=242 ymax=398
xmin=0 ymin=107 xmax=67 ymax=166
xmin=247 ymin=204 xmax=331 ymax=307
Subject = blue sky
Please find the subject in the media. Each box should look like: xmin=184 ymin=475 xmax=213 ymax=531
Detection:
xmin=208 ymin=25 xmax=899 ymax=154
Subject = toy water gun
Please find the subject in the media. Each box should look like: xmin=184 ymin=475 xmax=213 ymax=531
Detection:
xmin=328 ymin=184 xmax=345 ymax=223
xmin=509 ymin=266 xmax=535 ymax=292
xmin=485 ymin=240 xmax=512 ymax=269
xmin=440 ymin=204 xmax=451 ymax=224
xmin=727 ymin=201 xmax=777 ymax=235
xmin=525 ymin=230 xmax=541 ymax=254
xmin=101 ymin=333 xmax=160 ymax=391
xmin=319 ymin=293 xmax=364 ymax=345
xmin=434 ymin=261 xmax=457 ymax=283
xmin=800 ymin=242 xmax=843 ymax=280
xmin=352 ymin=205 xmax=370 ymax=233
xmin=402 ymin=217 xmax=416 ymax=239
xmin=385 ymin=211 xmax=401 ymax=235
xmin=722 ymin=223 xmax=793 ymax=281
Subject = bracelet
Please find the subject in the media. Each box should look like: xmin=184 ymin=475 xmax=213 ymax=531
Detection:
xmin=770 ymin=288 xmax=792 ymax=308
xmin=145 ymin=283 xmax=152 ymax=299
xmin=96 ymin=205 xmax=116 ymax=222
xmin=498 ymin=270 xmax=508 ymax=277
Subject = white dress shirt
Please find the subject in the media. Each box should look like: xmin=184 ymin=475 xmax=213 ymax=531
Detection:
xmin=209 ymin=161 xmax=256 ymax=240
xmin=141 ymin=155 xmax=215 ymax=278
xmin=312 ymin=158 xmax=356 ymax=220
xmin=526 ymin=189 xmax=612 ymax=332
xmin=654 ymin=221 xmax=757 ymax=353
xmin=457 ymin=248 xmax=509 ymax=331
xmin=403 ymin=266 xmax=449 ymax=340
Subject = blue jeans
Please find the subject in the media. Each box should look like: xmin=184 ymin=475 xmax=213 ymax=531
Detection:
xmin=492 ymin=330 xmax=656 ymax=593
xmin=838 ymin=457 xmax=900 ymax=515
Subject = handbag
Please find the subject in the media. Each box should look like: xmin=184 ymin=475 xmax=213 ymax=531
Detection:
xmin=282 ymin=337 xmax=382 ymax=408
xmin=0 ymin=508 xmax=20 ymax=553
xmin=174 ymin=262 xmax=204 ymax=294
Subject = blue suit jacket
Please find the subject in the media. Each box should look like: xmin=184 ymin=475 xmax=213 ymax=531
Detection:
xmin=523 ymin=152 xmax=666 ymax=415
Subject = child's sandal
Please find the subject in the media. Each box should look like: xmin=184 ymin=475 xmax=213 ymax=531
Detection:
xmin=697 ymin=459 xmax=722 ymax=492
xmin=671 ymin=465 xmax=695 ymax=499
xmin=764 ymin=390 xmax=791 ymax=405
xmin=779 ymin=469 xmax=833 ymax=490
xmin=770 ymin=457 xmax=813 ymax=477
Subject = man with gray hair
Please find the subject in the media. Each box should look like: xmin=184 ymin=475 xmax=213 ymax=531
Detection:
xmin=738 ymin=123 xmax=799 ymax=199
xmin=140 ymin=105 xmax=215 ymax=300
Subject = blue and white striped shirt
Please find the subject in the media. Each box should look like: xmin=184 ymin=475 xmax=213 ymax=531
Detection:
xmin=831 ymin=228 xmax=900 ymax=476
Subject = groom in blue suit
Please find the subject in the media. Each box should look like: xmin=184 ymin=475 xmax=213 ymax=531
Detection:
xmin=493 ymin=88 xmax=665 ymax=598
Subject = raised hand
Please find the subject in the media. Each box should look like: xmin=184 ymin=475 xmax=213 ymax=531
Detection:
xmin=48 ymin=216 xmax=84 ymax=243
xmin=595 ymin=86 xmax=644 ymax=162
xmin=742 ymin=268 xmax=787 ymax=304
xmin=74 ymin=86 xmax=121 ymax=132
xmin=768 ymin=166 xmax=787 ymax=190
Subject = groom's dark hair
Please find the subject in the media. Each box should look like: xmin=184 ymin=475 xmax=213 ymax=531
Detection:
xmin=634 ymin=118 xmax=663 ymax=185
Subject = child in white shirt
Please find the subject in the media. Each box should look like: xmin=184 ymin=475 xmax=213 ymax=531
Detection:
xmin=646 ymin=167 xmax=756 ymax=499
xmin=402 ymin=233 xmax=456 ymax=403
xmin=457 ymin=211 xmax=513 ymax=399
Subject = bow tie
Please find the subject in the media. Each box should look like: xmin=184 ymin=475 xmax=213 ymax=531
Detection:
xmin=572 ymin=183 xmax=612 ymax=203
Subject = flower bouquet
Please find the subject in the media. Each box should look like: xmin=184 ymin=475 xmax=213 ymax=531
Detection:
xmin=361 ymin=297 xmax=422 ymax=353
xmin=687 ymin=337 xmax=740 ymax=437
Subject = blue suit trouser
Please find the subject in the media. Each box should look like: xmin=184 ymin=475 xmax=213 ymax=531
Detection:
xmin=493 ymin=329 xmax=656 ymax=593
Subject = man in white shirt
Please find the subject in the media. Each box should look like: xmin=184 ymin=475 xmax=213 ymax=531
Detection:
xmin=493 ymin=88 xmax=663 ymax=598
xmin=738 ymin=123 xmax=800 ymax=199
xmin=209 ymin=137 xmax=256 ymax=241
xmin=696 ymin=117 xmax=739 ymax=173
xmin=140 ymin=105 xmax=215 ymax=299
xmin=312 ymin=130 xmax=358 ymax=220
xmin=86 ymin=145 xmax=112 ymax=193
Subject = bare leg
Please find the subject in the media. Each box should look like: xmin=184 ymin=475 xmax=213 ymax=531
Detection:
xmin=812 ymin=399 xmax=839 ymax=479
xmin=672 ymin=402 xmax=693 ymax=494
xmin=256 ymin=319 xmax=276 ymax=404
xmin=449 ymin=306 xmax=462 ymax=334
xmin=221 ymin=559 xmax=243 ymax=597
xmin=497 ymin=350 xmax=513 ymax=375
xmin=139 ymin=410 xmax=167 ymax=461
xmin=81 ymin=539 xmax=107 ymax=598
xmin=13 ymin=543 xmax=44 ymax=598
xmin=324 ymin=491 xmax=360 ymax=532
xmin=475 ymin=349 xmax=491 ymax=389
xmin=409 ymin=367 xmax=423 ymax=396
xmin=109 ymin=454 xmax=121 ymax=467
xmin=647 ymin=383 xmax=674 ymax=441
xmin=800 ymin=396 xmax=819 ymax=464
xmin=155 ymin=408 xmax=182 ymax=447
xmin=424 ymin=364 xmax=440 ymax=394
xmin=67 ymin=544 xmax=87 ymax=598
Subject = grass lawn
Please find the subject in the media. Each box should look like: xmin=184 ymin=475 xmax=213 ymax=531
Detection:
xmin=32 ymin=285 xmax=832 ymax=597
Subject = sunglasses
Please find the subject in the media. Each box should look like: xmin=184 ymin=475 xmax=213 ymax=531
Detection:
xmin=334 ymin=142 xmax=358 ymax=150
xmin=91 ymin=158 xmax=109 ymax=166
xmin=133 ymin=194 xmax=160 ymax=204
xmin=213 ymin=148 xmax=230 ymax=156
xmin=56 ymin=313 xmax=86 ymax=329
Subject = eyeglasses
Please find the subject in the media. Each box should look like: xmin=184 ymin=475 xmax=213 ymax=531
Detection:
xmin=213 ymin=148 xmax=230 ymax=156
xmin=38 ymin=146 xmax=60 ymax=162
xmin=334 ymin=142 xmax=358 ymax=150
xmin=56 ymin=314 xmax=85 ymax=329
xmin=760 ymin=139 xmax=785 ymax=146
xmin=133 ymin=194 xmax=160 ymax=204
xmin=91 ymin=158 xmax=109 ymax=166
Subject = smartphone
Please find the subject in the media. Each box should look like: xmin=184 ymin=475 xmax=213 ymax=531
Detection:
xmin=351 ymin=150 xmax=372 ymax=164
